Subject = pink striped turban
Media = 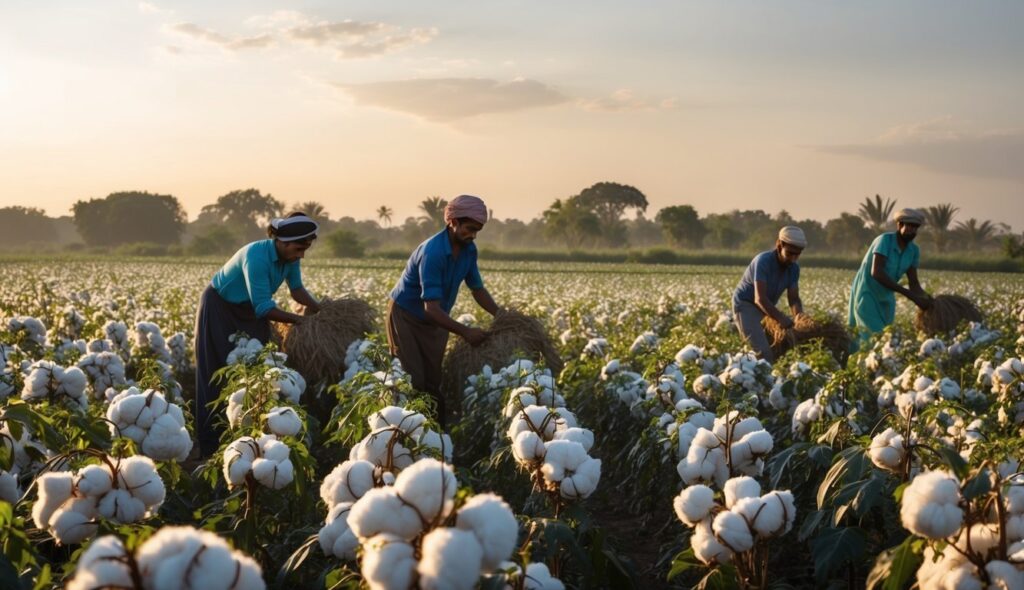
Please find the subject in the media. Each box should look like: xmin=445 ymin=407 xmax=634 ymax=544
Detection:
xmin=443 ymin=194 xmax=488 ymax=225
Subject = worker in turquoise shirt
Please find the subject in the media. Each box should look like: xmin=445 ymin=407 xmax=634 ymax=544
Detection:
xmin=848 ymin=207 xmax=932 ymax=345
xmin=194 ymin=212 xmax=322 ymax=457
xmin=387 ymin=194 xmax=501 ymax=428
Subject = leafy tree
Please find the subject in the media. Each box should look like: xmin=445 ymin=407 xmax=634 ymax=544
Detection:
xmin=655 ymin=205 xmax=707 ymax=248
xmin=376 ymin=206 xmax=393 ymax=227
xmin=187 ymin=225 xmax=245 ymax=256
xmin=0 ymin=206 xmax=56 ymax=247
xmin=923 ymin=203 xmax=959 ymax=253
xmin=541 ymin=197 xmax=601 ymax=248
xmin=857 ymin=194 xmax=897 ymax=233
xmin=575 ymin=182 xmax=648 ymax=245
xmin=325 ymin=229 xmax=366 ymax=258
xmin=418 ymin=196 xmax=448 ymax=228
xmin=702 ymin=214 xmax=744 ymax=250
xmin=954 ymin=218 xmax=997 ymax=252
xmin=200 ymin=189 xmax=283 ymax=241
xmin=824 ymin=212 xmax=873 ymax=254
xmin=72 ymin=191 xmax=186 ymax=247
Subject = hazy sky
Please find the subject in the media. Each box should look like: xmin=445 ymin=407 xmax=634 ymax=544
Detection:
xmin=2 ymin=1 xmax=1022 ymax=230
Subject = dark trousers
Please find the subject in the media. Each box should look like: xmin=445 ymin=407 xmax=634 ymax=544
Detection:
xmin=194 ymin=285 xmax=270 ymax=457
xmin=385 ymin=300 xmax=450 ymax=428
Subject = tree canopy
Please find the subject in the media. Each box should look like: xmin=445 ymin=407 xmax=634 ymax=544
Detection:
xmin=200 ymin=189 xmax=283 ymax=241
xmin=72 ymin=191 xmax=186 ymax=247
xmin=0 ymin=206 xmax=56 ymax=247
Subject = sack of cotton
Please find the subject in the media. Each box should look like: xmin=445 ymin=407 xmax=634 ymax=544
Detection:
xmin=132 ymin=321 xmax=172 ymax=364
xmin=106 ymin=386 xmax=192 ymax=462
xmin=76 ymin=351 xmax=127 ymax=399
xmin=20 ymin=360 xmax=89 ymax=410
xmin=672 ymin=475 xmax=796 ymax=585
xmin=32 ymin=454 xmax=165 ymax=545
xmin=65 ymin=526 xmax=265 ymax=590
xmin=222 ymin=434 xmax=295 ymax=490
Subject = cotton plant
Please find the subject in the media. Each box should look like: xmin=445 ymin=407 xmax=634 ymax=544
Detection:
xmin=767 ymin=361 xmax=827 ymax=412
xmin=76 ymin=350 xmax=127 ymax=399
xmin=102 ymin=320 xmax=130 ymax=358
xmin=628 ymin=331 xmax=659 ymax=355
xmin=166 ymin=331 xmax=189 ymax=373
xmin=672 ymin=475 xmax=796 ymax=588
xmin=947 ymin=322 xmax=1000 ymax=357
xmin=0 ymin=420 xmax=51 ymax=504
xmin=348 ymin=405 xmax=453 ymax=469
xmin=918 ymin=337 xmax=947 ymax=358
xmin=32 ymin=454 xmax=166 ymax=545
xmin=20 ymin=360 xmax=89 ymax=410
xmin=717 ymin=353 xmax=774 ymax=397
xmin=132 ymin=321 xmax=173 ymax=364
xmin=65 ymin=526 xmax=265 ymax=590
xmin=6 ymin=316 xmax=48 ymax=350
xmin=105 ymin=386 xmax=192 ymax=462
xmin=464 ymin=359 xmax=559 ymax=409
xmin=676 ymin=411 xmax=774 ymax=489
xmin=580 ymin=337 xmax=609 ymax=359
xmin=989 ymin=357 xmax=1024 ymax=426
xmin=225 ymin=334 xmax=287 ymax=367
xmin=599 ymin=359 xmax=648 ymax=407
xmin=222 ymin=434 xmax=295 ymax=491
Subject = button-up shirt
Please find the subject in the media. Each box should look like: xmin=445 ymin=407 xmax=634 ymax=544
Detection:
xmin=390 ymin=229 xmax=484 ymax=320
xmin=211 ymin=239 xmax=303 ymax=318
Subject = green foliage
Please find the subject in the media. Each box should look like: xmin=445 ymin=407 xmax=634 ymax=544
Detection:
xmin=324 ymin=229 xmax=366 ymax=259
xmin=72 ymin=191 xmax=187 ymax=247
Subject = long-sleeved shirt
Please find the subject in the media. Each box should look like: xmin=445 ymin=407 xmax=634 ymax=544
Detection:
xmin=390 ymin=228 xmax=484 ymax=320
xmin=211 ymin=239 xmax=303 ymax=318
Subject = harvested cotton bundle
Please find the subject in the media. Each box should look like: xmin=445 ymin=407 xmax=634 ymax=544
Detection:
xmin=762 ymin=312 xmax=852 ymax=364
xmin=279 ymin=298 xmax=377 ymax=386
xmin=916 ymin=294 xmax=983 ymax=336
xmin=443 ymin=308 xmax=562 ymax=396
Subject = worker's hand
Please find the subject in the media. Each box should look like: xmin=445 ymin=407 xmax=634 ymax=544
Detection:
xmin=779 ymin=316 xmax=795 ymax=330
xmin=910 ymin=292 xmax=933 ymax=311
xmin=461 ymin=327 xmax=488 ymax=347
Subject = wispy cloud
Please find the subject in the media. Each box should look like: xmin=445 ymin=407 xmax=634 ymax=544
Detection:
xmin=169 ymin=22 xmax=275 ymax=51
xmin=335 ymin=78 xmax=568 ymax=121
xmin=817 ymin=118 xmax=1024 ymax=183
xmin=577 ymin=89 xmax=677 ymax=113
xmin=138 ymin=2 xmax=173 ymax=16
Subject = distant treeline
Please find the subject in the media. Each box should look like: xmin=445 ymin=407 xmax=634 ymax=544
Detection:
xmin=2 ymin=185 xmax=1023 ymax=268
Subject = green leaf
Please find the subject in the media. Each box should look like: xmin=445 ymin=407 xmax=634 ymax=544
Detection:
xmin=667 ymin=547 xmax=700 ymax=581
xmin=808 ymin=445 xmax=834 ymax=468
xmin=799 ymin=509 xmax=827 ymax=542
xmin=865 ymin=535 xmax=922 ymax=590
xmin=276 ymin=534 xmax=319 ymax=585
xmin=935 ymin=446 xmax=968 ymax=480
xmin=817 ymin=447 xmax=867 ymax=509
xmin=810 ymin=526 xmax=867 ymax=584
xmin=961 ymin=468 xmax=992 ymax=501
xmin=767 ymin=442 xmax=809 ymax=490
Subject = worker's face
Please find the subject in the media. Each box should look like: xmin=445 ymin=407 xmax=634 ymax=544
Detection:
xmin=897 ymin=221 xmax=920 ymax=242
xmin=278 ymin=237 xmax=314 ymax=262
xmin=450 ymin=219 xmax=484 ymax=245
xmin=777 ymin=241 xmax=803 ymax=267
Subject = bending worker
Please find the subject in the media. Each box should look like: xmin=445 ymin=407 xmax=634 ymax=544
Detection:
xmin=732 ymin=226 xmax=806 ymax=362
xmin=194 ymin=212 xmax=321 ymax=457
xmin=848 ymin=207 xmax=932 ymax=343
xmin=387 ymin=194 xmax=500 ymax=428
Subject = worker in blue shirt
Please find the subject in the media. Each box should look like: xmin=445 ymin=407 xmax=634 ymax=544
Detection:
xmin=387 ymin=195 xmax=500 ymax=428
xmin=732 ymin=226 xmax=806 ymax=363
xmin=194 ymin=212 xmax=321 ymax=457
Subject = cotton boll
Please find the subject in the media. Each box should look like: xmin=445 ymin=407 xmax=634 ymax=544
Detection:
xmin=416 ymin=429 xmax=454 ymax=463
xmin=361 ymin=534 xmax=417 ymax=590
xmin=724 ymin=477 xmax=761 ymax=509
xmin=953 ymin=524 xmax=1000 ymax=559
xmin=541 ymin=439 xmax=589 ymax=483
xmin=265 ymin=407 xmax=303 ymax=437
xmin=260 ymin=439 xmax=290 ymax=463
xmin=455 ymin=493 xmax=518 ymax=572
xmin=50 ymin=506 xmax=98 ymax=545
xmin=226 ymin=389 xmax=248 ymax=427
xmin=66 ymin=535 xmax=132 ymax=590
xmin=252 ymin=457 xmax=294 ymax=490
xmin=75 ymin=464 xmax=113 ymax=498
xmin=418 ymin=527 xmax=484 ymax=590
xmin=321 ymin=460 xmax=377 ymax=507
xmin=350 ymin=428 xmax=414 ymax=470
xmin=900 ymin=471 xmax=964 ymax=539
xmin=318 ymin=503 xmax=358 ymax=560
xmin=869 ymin=428 xmax=906 ymax=472
xmin=691 ymin=520 xmax=733 ymax=565
xmin=553 ymin=428 xmax=594 ymax=452
xmin=986 ymin=561 xmax=1024 ymax=590
xmin=560 ymin=455 xmax=601 ymax=500
xmin=116 ymin=456 xmax=165 ymax=508
xmin=393 ymin=458 xmax=457 ymax=524
xmin=1006 ymin=485 xmax=1024 ymax=514
xmin=32 ymin=472 xmax=75 ymax=529
xmin=348 ymin=487 xmax=424 ymax=541
xmin=369 ymin=406 xmax=425 ymax=434
xmin=512 ymin=431 xmax=546 ymax=464
xmin=97 ymin=489 xmax=146 ymax=523
xmin=756 ymin=491 xmax=796 ymax=536
xmin=507 ymin=405 xmax=557 ymax=440
xmin=673 ymin=484 xmax=715 ymax=526
xmin=143 ymin=413 xmax=192 ymax=462
xmin=224 ymin=437 xmax=260 ymax=486
xmin=712 ymin=510 xmax=754 ymax=553
xmin=0 ymin=471 xmax=19 ymax=504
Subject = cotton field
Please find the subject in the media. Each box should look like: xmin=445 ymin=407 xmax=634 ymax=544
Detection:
xmin=1 ymin=257 xmax=1023 ymax=589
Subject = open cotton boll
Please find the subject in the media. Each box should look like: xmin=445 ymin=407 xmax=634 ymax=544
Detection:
xmin=691 ymin=520 xmax=733 ymax=565
xmin=755 ymin=491 xmax=796 ymax=536
xmin=712 ymin=510 xmax=754 ymax=553
xmin=724 ymin=477 xmax=761 ymax=509
xmin=318 ymin=503 xmax=358 ymax=560
xmin=507 ymin=405 xmax=558 ymax=441
xmin=900 ymin=471 xmax=964 ymax=539
xmin=348 ymin=487 xmax=424 ymax=541
xmin=0 ymin=471 xmax=19 ymax=504
xmin=321 ymin=460 xmax=377 ymax=507
xmin=268 ymin=367 xmax=305 ymax=404
xmin=369 ymin=406 xmax=426 ymax=434
xmin=540 ymin=439 xmax=589 ymax=483
xmin=503 ymin=387 xmax=538 ymax=417
xmin=349 ymin=428 xmax=414 ymax=470
xmin=512 ymin=431 xmax=546 ymax=464
xmin=986 ymin=561 xmax=1024 ymax=590
xmin=521 ymin=562 xmax=566 ymax=590
xmin=32 ymin=472 xmax=75 ymax=529
xmin=264 ymin=407 xmax=303 ymax=437
xmin=418 ymin=527 xmax=484 ymax=590
xmin=97 ymin=489 xmax=146 ymax=523
xmin=553 ymin=428 xmax=594 ymax=452
xmin=75 ymin=464 xmax=113 ymax=498
xmin=115 ymin=456 xmax=165 ymax=509
xmin=455 ymin=493 xmax=518 ymax=572
xmin=252 ymin=457 xmax=294 ymax=490
xmin=136 ymin=526 xmax=265 ymax=590
xmin=416 ymin=429 xmax=454 ymax=462
xmin=953 ymin=523 xmax=1001 ymax=558
xmin=361 ymin=534 xmax=417 ymax=590
xmin=50 ymin=502 xmax=98 ymax=545
xmin=143 ymin=413 xmax=192 ymax=462
xmin=223 ymin=437 xmax=260 ymax=486
xmin=226 ymin=389 xmax=248 ymax=428
xmin=673 ymin=484 xmax=715 ymax=525
xmin=393 ymin=458 xmax=457 ymax=524
xmin=66 ymin=535 xmax=133 ymax=590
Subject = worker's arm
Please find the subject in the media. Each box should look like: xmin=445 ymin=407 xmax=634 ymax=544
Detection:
xmin=754 ymin=281 xmax=793 ymax=329
xmin=786 ymin=283 xmax=804 ymax=317
xmin=871 ymin=254 xmax=931 ymax=309
xmin=905 ymin=267 xmax=932 ymax=310
xmin=424 ymin=300 xmax=487 ymax=345
xmin=290 ymin=287 xmax=321 ymax=315
xmin=471 ymin=287 xmax=499 ymax=316
xmin=264 ymin=307 xmax=305 ymax=324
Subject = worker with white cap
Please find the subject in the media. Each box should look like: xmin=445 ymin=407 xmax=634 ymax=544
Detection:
xmin=731 ymin=226 xmax=807 ymax=362
xmin=849 ymin=207 xmax=932 ymax=341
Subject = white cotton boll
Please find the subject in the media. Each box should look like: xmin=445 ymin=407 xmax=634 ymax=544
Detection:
xmin=252 ymin=457 xmax=294 ymax=489
xmin=673 ymin=484 xmax=715 ymax=526
xmin=507 ymin=405 xmax=556 ymax=441
xmin=143 ymin=413 xmax=192 ymax=462
xmin=361 ymin=534 xmax=418 ymax=590
xmin=265 ymin=407 xmax=303 ymax=437
xmin=522 ymin=562 xmax=566 ymax=590
xmin=369 ymin=406 xmax=426 ymax=434
xmin=224 ymin=437 xmax=260 ymax=486
xmin=348 ymin=487 xmax=424 ymax=541
xmin=50 ymin=507 xmax=98 ymax=545
xmin=393 ymin=458 xmax=457 ymax=524
xmin=560 ymin=455 xmax=601 ymax=500
xmin=226 ymin=389 xmax=248 ymax=428
xmin=553 ymin=428 xmax=594 ymax=452
xmin=97 ymin=489 xmax=146 ymax=523
xmin=1009 ymin=540 xmax=1024 ymax=563
xmin=913 ymin=376 xmax=934 ymax=392
xmin=75 ymin=464 xmax=113 ymax=498
xmin=870 ymin=428 xmax=906 ymax=472
xmin=679 ymin=445 xmax=728 ymax=487
xmin=32 ymin=472 xmax=75 ymax=529
xmin=321 ymin=460 xmax=377 ymax=507
xmin=792 ymin=398 xmax=822 ymax=435
xmin=986 ymin=561 xmax=1024 ymax=590
xmin=541 ymin=439 xmax=589 ymax=483
xmin=936 ymin=378 xmax=961 ymax=400
xmin=417 ymin=429 xmax=454 ymax=462
xmin=692 ymin=428 xmax=722 ymax=451
xmin=900 ymin=471 xmax=964 ymax=539
xmin=456 ymin=493 xmax=518 ymax=572
xmin=712 ymin=510 xmax=754 ymax=553
xmin=67 ymin=535 xmax=132 ymax=590
xmin=512 ymin=431 xmax=547 ymax=464
xmin=152 ymin=539 xmax=237 ymax=590
xmin=116 ymin=456 xmax=165 ymax=508
xmin=350 ymin=429 xmax=414 ymax=470
xmin=758 ymin=491 xmax=796 ymax=536
xmin=318 ymin=503 xmax=358 ymax=560
xmin=418 ymin=527 xmax=484 ymax=590
xmin=1006 ymin=486 xmax=1024 ymax=514
xmin=724 ymin=477 xmax=762 ymax=508
xmin=691 ymin=520 xmax=733 ymax=565
xmin=260 ymin=439 xmax=290 ymax=463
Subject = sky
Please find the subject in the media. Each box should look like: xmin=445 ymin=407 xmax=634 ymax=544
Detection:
xmin=1 ymin=0 xmax=1022 ymax=230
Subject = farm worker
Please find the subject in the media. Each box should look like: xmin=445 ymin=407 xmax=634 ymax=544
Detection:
xmin=732 ymin=226 xmax=806 ymax=363
xmin=387 ymin=194 xmax=500 ymax=428
xmin=848 ymin=208 xmax=932 ymax=344
xmin=193 ymin=212 xmax=321 ymax=458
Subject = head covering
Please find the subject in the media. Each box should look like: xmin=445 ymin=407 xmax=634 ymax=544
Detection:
xmin=443 ymin=194 xmax=488 ymax=225
xmin=778 ymin=226 xmax=807 ymax=248
xmin=893 ymin=208 xmax=926 ymax=226
xmin=270 ymin=215 xmax=318 ymax=242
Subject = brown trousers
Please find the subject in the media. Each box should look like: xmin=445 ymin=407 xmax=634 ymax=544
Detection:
xmin=386 ymin=300 xmax=450 ymax=427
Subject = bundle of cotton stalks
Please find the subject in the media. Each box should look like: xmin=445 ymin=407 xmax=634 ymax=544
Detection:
xmin=106 ymin=387 xmax=192 ymax=461
xmin=20 ymin=360 xmax=89 ymax=410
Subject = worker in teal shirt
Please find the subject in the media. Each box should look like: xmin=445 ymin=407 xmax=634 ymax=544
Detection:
xmin=848 ymin=208 xmax=932 ymax=344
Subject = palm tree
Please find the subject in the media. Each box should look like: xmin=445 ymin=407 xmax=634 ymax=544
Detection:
xmin=376 ymin=205 xmax=393 ymax=227
xmin=954 ymin=218 xmax=996 ymax=252
xmin=295 ymin=201 xmax=329 ymax=223
xmin=418 ymin=196 xmax=448 ymax=227
xmin=857 ymin=194 xmax=897 ymax=233
xmin=924 ymin=203 xmax=959 ymax=253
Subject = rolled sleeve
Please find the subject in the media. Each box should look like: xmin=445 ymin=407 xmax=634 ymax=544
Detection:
xmin=419 ymin=250 xmax=445 ymax=302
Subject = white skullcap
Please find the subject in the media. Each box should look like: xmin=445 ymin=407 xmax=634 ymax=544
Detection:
xmin=778 ymin=226 xmax=807 ymax=248
xmin=893 ymin=208 xmax=926 ymax=226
